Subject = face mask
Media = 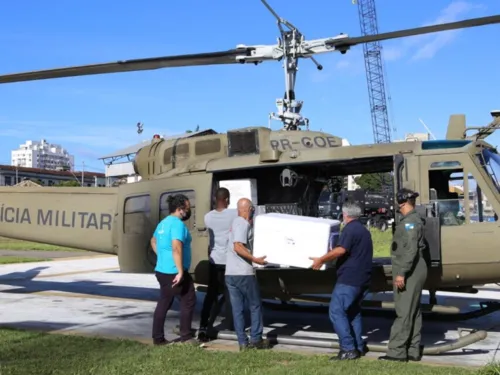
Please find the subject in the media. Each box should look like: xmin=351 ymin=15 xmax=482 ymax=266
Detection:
xmin=181 ymin=209 xmax=191 ymax=221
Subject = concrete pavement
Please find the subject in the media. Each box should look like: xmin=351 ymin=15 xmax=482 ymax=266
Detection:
xmin=0 ymin=249 xmax=102 ymax=259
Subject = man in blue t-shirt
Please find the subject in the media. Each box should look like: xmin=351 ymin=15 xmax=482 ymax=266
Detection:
xmin=310 ymin=201 xmax=373 ymax=360
xmin=150 ymin=193 xmax=196 ymax=346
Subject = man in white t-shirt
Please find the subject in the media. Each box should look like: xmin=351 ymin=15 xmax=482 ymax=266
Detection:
xmin=197 ymin=187 xmax=238 ymax=340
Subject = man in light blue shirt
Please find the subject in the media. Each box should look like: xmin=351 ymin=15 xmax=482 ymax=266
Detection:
xmin=150 ymin=193 xmax=196 ymax=345
xmin=154 ymin=215 xmax=192 ymax=275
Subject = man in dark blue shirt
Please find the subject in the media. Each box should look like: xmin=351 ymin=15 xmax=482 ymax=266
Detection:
xmin=310 ymin=201 xmax=373 ymax=360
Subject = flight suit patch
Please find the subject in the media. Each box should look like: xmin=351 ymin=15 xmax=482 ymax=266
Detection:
xmin=404 ymin=223 xmax=415 ymax=231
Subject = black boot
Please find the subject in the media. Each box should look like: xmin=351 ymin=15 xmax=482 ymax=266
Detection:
xmin=249 ymin=338 xmax=271 ymax=350
xmin=378 ymin=355 xmax=408 ymax=362
xmin=358 ymin=343 xmax=369 ymax=356
xmin=330 ymin=349 xmax=360 ymax=361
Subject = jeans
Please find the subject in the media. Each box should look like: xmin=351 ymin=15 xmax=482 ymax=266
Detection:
xmin=200 ymin=263 xmax=233 ymax=330
xmin=329 ymin=283 xmax=368 ymax=352
xmin=225 ymin=275 xmax=264 ymax=346
xmin=152 ymin=271 xmax=196 ymax=343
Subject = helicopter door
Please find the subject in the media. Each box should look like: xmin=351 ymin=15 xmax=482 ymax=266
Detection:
xmin=421 ymin=157 xmax=500 ymax=266
xmin=154 ymin=174 xmax=213 ymax=275
xmin=117 ymin=179 xmax=156 ymax=273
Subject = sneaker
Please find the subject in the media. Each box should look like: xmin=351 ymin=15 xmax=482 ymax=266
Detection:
xmin=358 ymin=343 xmax=369 ymax=356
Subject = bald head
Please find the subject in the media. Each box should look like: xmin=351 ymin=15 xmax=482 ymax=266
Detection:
xmin=237 ymin=198 xmax=251 ymax=209
xmin=237 ymin=198 xmax=254 ymax=221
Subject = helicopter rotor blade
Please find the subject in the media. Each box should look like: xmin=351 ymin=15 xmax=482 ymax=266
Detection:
xmin=0 ymin=14 xmax=499 ymax=84
xmin=327 ymin=14 xmax=500 ymax=48
xmin=0 ymin=48 xmax=255 ymax=84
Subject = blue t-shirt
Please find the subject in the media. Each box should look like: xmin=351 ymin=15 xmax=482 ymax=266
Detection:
xmin=335 ymin=219 xmax=373 ymax=287
xmin=154 ymin=215 xmax=192 ymax=274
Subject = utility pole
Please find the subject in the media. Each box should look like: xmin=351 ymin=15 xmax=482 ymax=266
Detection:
xmin=81 ymin=161 xmax=85 ymax=186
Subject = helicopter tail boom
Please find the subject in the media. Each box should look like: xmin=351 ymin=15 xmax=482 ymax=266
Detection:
xmin=0 ymin=187 xmax=118 ymax=254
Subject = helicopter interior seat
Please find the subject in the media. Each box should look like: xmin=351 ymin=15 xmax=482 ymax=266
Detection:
xmin=438 ymin=192 xmax=462 ymax=226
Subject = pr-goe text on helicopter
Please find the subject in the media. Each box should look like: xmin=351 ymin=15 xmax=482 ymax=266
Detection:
xmin=1 ymin=0 xmax=500 ymax=354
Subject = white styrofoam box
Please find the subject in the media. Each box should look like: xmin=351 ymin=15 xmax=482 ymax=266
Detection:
xmin=219 ymin=179 xmax=258 ymax=209
xmin=255 ymin=205 xmax=266 ymax=217
xmin=252 ymin=213 xmax=341 ymax=270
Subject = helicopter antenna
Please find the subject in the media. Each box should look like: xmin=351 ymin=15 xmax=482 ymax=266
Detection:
xmin=418 ymin=118 xmax=437 ymax=140
xmin=136 ymin=122 xmax=144 ymax=134
xmin=261 ymin=0 xmax=321 ymax=131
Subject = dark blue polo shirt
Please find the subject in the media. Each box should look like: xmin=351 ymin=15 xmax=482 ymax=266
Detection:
xmin=335 ymin=219 xmax=373 ymax=287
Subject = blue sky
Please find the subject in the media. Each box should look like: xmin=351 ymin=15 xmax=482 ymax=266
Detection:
xmin=1 ymin=0 xmax=499 ymax=173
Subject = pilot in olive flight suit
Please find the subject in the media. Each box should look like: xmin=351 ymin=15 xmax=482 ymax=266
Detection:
xmin=379 ymin=188 xmax=428 ymax=362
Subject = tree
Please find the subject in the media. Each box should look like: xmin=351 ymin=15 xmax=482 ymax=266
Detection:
xmin=354 ymin=173 xmax=393 ymax=192
xmin=56 ymin=180 xmax=81 ymax=187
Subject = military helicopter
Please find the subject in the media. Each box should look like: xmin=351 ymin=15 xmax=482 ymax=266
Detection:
xmin=1 ymin=0 xmax=500 ymax=353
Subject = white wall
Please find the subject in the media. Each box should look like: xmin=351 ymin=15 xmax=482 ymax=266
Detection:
xmin=342 ymin=138 xmax=361 ymax=190
xmin=105 ymin=162 xmax=136 ymax=178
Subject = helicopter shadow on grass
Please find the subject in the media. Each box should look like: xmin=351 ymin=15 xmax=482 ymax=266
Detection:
xmin=244 ymin=297 xmax=494 ymax=357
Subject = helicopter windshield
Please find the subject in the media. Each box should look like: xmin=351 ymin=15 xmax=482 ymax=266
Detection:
xmin=478 ymin=149 xmax=500 ymax=193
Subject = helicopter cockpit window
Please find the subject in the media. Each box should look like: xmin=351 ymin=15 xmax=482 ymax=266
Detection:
xmin=123 ymin=194 xmax=151 ymax=234
xmin=428 ymin=165 xmax=466 ymax=226
xmin=430 ymin=161 xmax=461 ymax=169
xmin=478 ymin=149 xmax=500 ymax=194
xmin=467 ymin=172 xmax=498 ymax=223
xmin=159 ymin=190 xmax=196 ymax=229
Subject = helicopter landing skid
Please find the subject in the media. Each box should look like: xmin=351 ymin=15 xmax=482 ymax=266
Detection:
xmin=206 ymin=328 xmax=487 ymax=355
xmin=172 ymin=324 xmax=487 ymax=356
xmin=260 ymin=298 xmax=500 ymax=322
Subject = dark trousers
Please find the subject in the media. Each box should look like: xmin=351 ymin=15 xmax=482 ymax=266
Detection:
xmin=329 ymin=283 xmax=368 ymax=352
xmin=200 ymin=262 xmax=234 ymax=330
xmin=152 ymin=271 xmax=196 ymax=343
xmin=225 ymin=275 xmax=264 ymax=346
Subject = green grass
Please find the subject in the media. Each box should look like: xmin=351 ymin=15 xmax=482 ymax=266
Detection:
xmin=0 ymin=327 xmax=489 ymax=375
xmin=0 ymin=256 xmax=50 ymax=264
xmin=0 ymin=237 xmax=81 ymax=252
xmin=0 ymin=230 xmax=392 ymax=256
xmin=370 ymin=228 xmax=392 ymax=258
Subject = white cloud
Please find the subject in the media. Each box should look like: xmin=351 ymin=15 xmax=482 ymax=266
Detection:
xmin=411 ymin=1 xmax=486 ymax=60
xmin=382 ymin=1 xmax=486 ymax=62
xmin=309 ymin=48 xmax=365 ymax=83
xmin=382 ymin=46 xmax=403 ymax=62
